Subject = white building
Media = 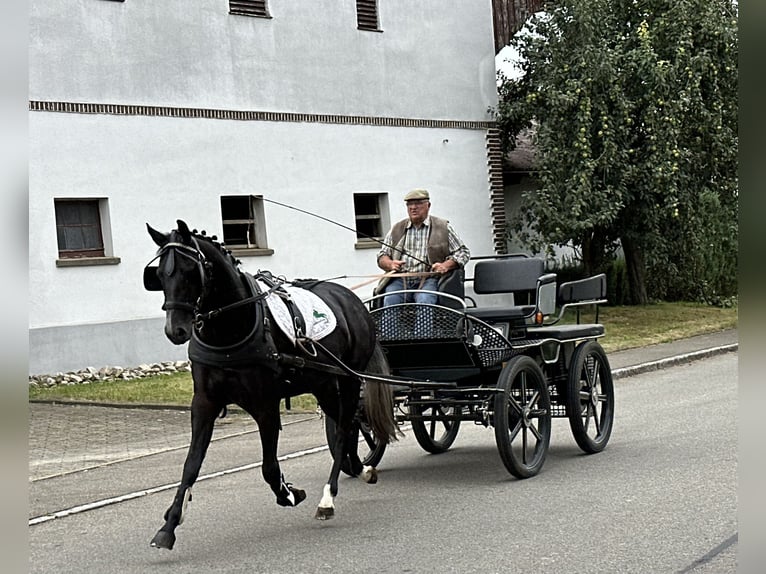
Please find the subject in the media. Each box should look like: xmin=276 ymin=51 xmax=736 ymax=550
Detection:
xmin=29 ymin=0 xmax=508 ymax=374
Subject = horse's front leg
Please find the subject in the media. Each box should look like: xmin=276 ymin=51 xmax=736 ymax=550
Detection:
xmin=150 ymin=394 xmax=219 ymax=550
xmin=255 ymin=406 xmax=307 ymax=509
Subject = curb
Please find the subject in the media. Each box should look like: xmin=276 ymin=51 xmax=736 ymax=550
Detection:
xmin=611 ymin=343 xmax=738 ymax=380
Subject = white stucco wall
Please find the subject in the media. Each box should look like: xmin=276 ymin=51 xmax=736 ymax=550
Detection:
xmin=29 ymin=113 xmax=496 ymax=328
xmin=29 ymin=0 xmax=500 ymax=373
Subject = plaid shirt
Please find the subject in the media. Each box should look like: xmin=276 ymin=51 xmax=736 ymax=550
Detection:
xmin=377 ymin=216 xmax=470 ymax=273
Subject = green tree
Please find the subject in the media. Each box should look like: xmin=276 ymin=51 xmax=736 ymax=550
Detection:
xmin=496 ymin=0 xmax=738 ymax=304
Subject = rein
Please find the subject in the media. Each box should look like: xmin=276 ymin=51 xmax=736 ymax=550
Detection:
xmin=279 ymin=338 xmax=452 ymax=389
xmin=148 ymin=238 xmax=284 ymax=326
xmin=349 ymin=270 xmax=437 ymax=290
xmin=193 ymin=280 xmax=278 ymax=324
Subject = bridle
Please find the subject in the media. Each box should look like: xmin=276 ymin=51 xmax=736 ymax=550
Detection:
xmin=143 ymin=238 xmax=210 ymax=314
xmin=144 ymin=237 xmax=280 ymax=329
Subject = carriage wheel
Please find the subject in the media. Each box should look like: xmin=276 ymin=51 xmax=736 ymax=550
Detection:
xmin=566 ymin=340 xmax=615 ymax=454
xmin=324 ymin=415 xmax=387 ymax=476
xmin=409 ymin=403 xmax=461 ymax=454
xmin=493 ymin=355 xmax=551 ymax=478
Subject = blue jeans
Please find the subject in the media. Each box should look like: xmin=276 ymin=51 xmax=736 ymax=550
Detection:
xmin=381 ymin=277 xmax=439 ymax=338
xmin=382 ymin=277 xmax=439 ymax=306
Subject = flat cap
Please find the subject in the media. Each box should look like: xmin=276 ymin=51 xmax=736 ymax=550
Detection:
xmin=404 ymin=189 xmax=430 ymax=201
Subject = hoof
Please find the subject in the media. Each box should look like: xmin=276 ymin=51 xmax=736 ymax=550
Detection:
xmin=150 ymin=530 xmax=176 ymax=550
xmin=315 ymin=506 xmax=335 ymax=520
xmin=293 ymin=487 xmax=307 ymax=506
xmin=361 ymin=466 xmax=378 ymax=484
xmin=277 ymin=486 xmax=307 ymax=507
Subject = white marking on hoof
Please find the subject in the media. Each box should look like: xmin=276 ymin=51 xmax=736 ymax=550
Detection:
xmin=315 ymin=484 xmax=335 ymax=519
xmin=178 ymin=488 xmax=192 ymax=525
xmin=361 ymin=466 xmax=378 ymax=484
xmin=281 ymin=479 xmax=296 ymax=506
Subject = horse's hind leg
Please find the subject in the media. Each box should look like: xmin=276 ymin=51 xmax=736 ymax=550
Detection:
xmin=150 ymin=393 xmax=219 ymax=550
xmin=316 ymin=377 xmax=363 ymax=520
xmin=253 ymin=404 xmax=307 ymax=509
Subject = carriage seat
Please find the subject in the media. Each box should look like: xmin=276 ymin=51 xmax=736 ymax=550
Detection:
xmin=556 ymin=273 xmax=607 ymax=307
xmin=464 ymin=257 xmax=556 ymax=324
xmin=436 ymin=267 xmax=465 ymax=309
xmin=526 ymin=323 xmax=605 ymax=340
xmin=526 ymin=273 xmax=608 ymax=340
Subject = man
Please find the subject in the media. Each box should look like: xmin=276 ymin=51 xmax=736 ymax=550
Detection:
xmin=376 ymin=188 xmax=470 ymax=306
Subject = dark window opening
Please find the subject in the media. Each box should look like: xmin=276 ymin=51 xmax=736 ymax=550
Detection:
xmin=353 ymin=193 xmax=384 ymax=240
xmin=356 ymin=0 xmax=380 ymax=31
xmin=230 ymin=0 xmax=270 ymax=18
xmin=55 ymin=199 xmax=105 ymax=258
xmin=221 ymin=195 xmax=268 ymax=249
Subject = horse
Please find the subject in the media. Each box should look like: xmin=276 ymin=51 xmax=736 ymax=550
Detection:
xmin=144 ymin=220 xmax=398 ymax=550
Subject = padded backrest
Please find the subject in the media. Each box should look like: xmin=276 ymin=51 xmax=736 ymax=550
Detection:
xmin=557 ymin=274 xmax=607 ymax=304
xmin=437 ymin=268 xmax=465 ymax=309
xmin=473 ymin=258 xmax=545 ymax=294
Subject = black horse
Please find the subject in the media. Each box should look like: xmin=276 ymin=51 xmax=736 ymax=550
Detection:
xmin=144 ymin=220 xmax=398 ymax=550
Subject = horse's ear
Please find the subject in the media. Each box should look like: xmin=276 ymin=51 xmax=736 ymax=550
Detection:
xmin=176 ymin=220 xmax=192 ymax=241
xmin=146 ymin=223 xmax=169 ymax=247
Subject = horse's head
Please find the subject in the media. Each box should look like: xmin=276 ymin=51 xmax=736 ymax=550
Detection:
xmin=145 ymin=220 xmax=209 ymax=344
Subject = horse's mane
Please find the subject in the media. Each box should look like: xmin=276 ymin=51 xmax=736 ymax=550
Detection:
xmin=187 ymin=228 xmax=241 ymax=270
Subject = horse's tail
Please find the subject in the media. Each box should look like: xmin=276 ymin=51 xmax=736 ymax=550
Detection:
xmin=363 ymin=342 xmax=400 ymax=444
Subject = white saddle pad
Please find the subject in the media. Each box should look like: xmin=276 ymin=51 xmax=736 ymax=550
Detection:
xmin=256 ymin=281 xmax=337 ymax=345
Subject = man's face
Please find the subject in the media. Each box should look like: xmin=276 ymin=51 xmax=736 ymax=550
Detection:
xmin=406 ymin=199 xmax=430 ymax=225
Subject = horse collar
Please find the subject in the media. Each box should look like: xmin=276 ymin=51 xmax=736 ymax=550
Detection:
xmin=188 ymin=276 xmax=281 ymax=371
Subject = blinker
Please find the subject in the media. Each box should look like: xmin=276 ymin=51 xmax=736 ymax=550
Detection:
xmin=143 ymin=266 xmax=163 ymax=291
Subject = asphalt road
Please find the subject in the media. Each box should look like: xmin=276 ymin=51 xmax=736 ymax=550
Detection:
xmin=29 ymin=353 xmax=737 ymax=574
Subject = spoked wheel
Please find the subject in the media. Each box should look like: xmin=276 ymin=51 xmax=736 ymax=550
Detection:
xmin=324 ymin=414 xmax=387 ymax=476
xmin=566 ymin=340 xmax=615 ymax=453
xmin=409 ymin=403 xmax=461 ymax=454
xmin=493 ymin=355 xmax=552 ymax=478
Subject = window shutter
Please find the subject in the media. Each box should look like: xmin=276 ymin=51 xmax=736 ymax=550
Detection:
xmin=230 ymin=0 xmax=269 ymax=18
xmin=356 ymin=0 xmax=379 ymax=31
xmin=54 ymin=199 xmax=106 ymax=258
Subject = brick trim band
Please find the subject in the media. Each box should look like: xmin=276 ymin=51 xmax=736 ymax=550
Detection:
xmin=29 ymin=100 xmax=495 ymax=130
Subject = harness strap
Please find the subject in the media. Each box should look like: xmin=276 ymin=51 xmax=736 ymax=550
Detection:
xmin=255 ymin=273 xmax=307 ymax=340
xmin=277 ymin=349 xmax=452 ymax=388
xmin=194 ymin=274 xmax=278 ymax=322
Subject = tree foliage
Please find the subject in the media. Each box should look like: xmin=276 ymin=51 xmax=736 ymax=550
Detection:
xmin=496 ymin=0 xmax=738 ymax=304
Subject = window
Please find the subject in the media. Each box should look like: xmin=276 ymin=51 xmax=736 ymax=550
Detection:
xmin=353 ymin=192 xmax=389 ymax=248
xmin=229 ymin=0 xmax=270 ymax=18
xmin=55 ymin=199 xmax=106 ymax=258
xmin=220 ymin=195 xmax=271 ymax=254
xmin=356 ymin=0 xmax=380 ymax=31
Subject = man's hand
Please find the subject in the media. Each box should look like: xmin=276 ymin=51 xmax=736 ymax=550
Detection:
xmin=389 ymin=259 xmax=404 ymax=272
xmin=378 ymin=255 xmax=404 ymax=272
xmin=431 ymin=260 xmax=455 ymax=274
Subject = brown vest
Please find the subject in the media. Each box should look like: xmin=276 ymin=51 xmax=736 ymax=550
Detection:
xmin=374 ymin=216 xmax=451 ymax=295
xmin=389 ymin=215 xmax=451 ymax=265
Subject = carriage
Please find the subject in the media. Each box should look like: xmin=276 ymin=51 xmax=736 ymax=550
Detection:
xmin=327 ymin=253 xmax=615 ymax=479
xmin=144 ymin=221 xmax=614 ymax=548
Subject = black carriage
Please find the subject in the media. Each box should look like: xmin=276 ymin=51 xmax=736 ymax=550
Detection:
xmin=145 ymin=221 xmax=615 ymax=544
xmin=329 ymin=254 xmax=615 ymax=479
